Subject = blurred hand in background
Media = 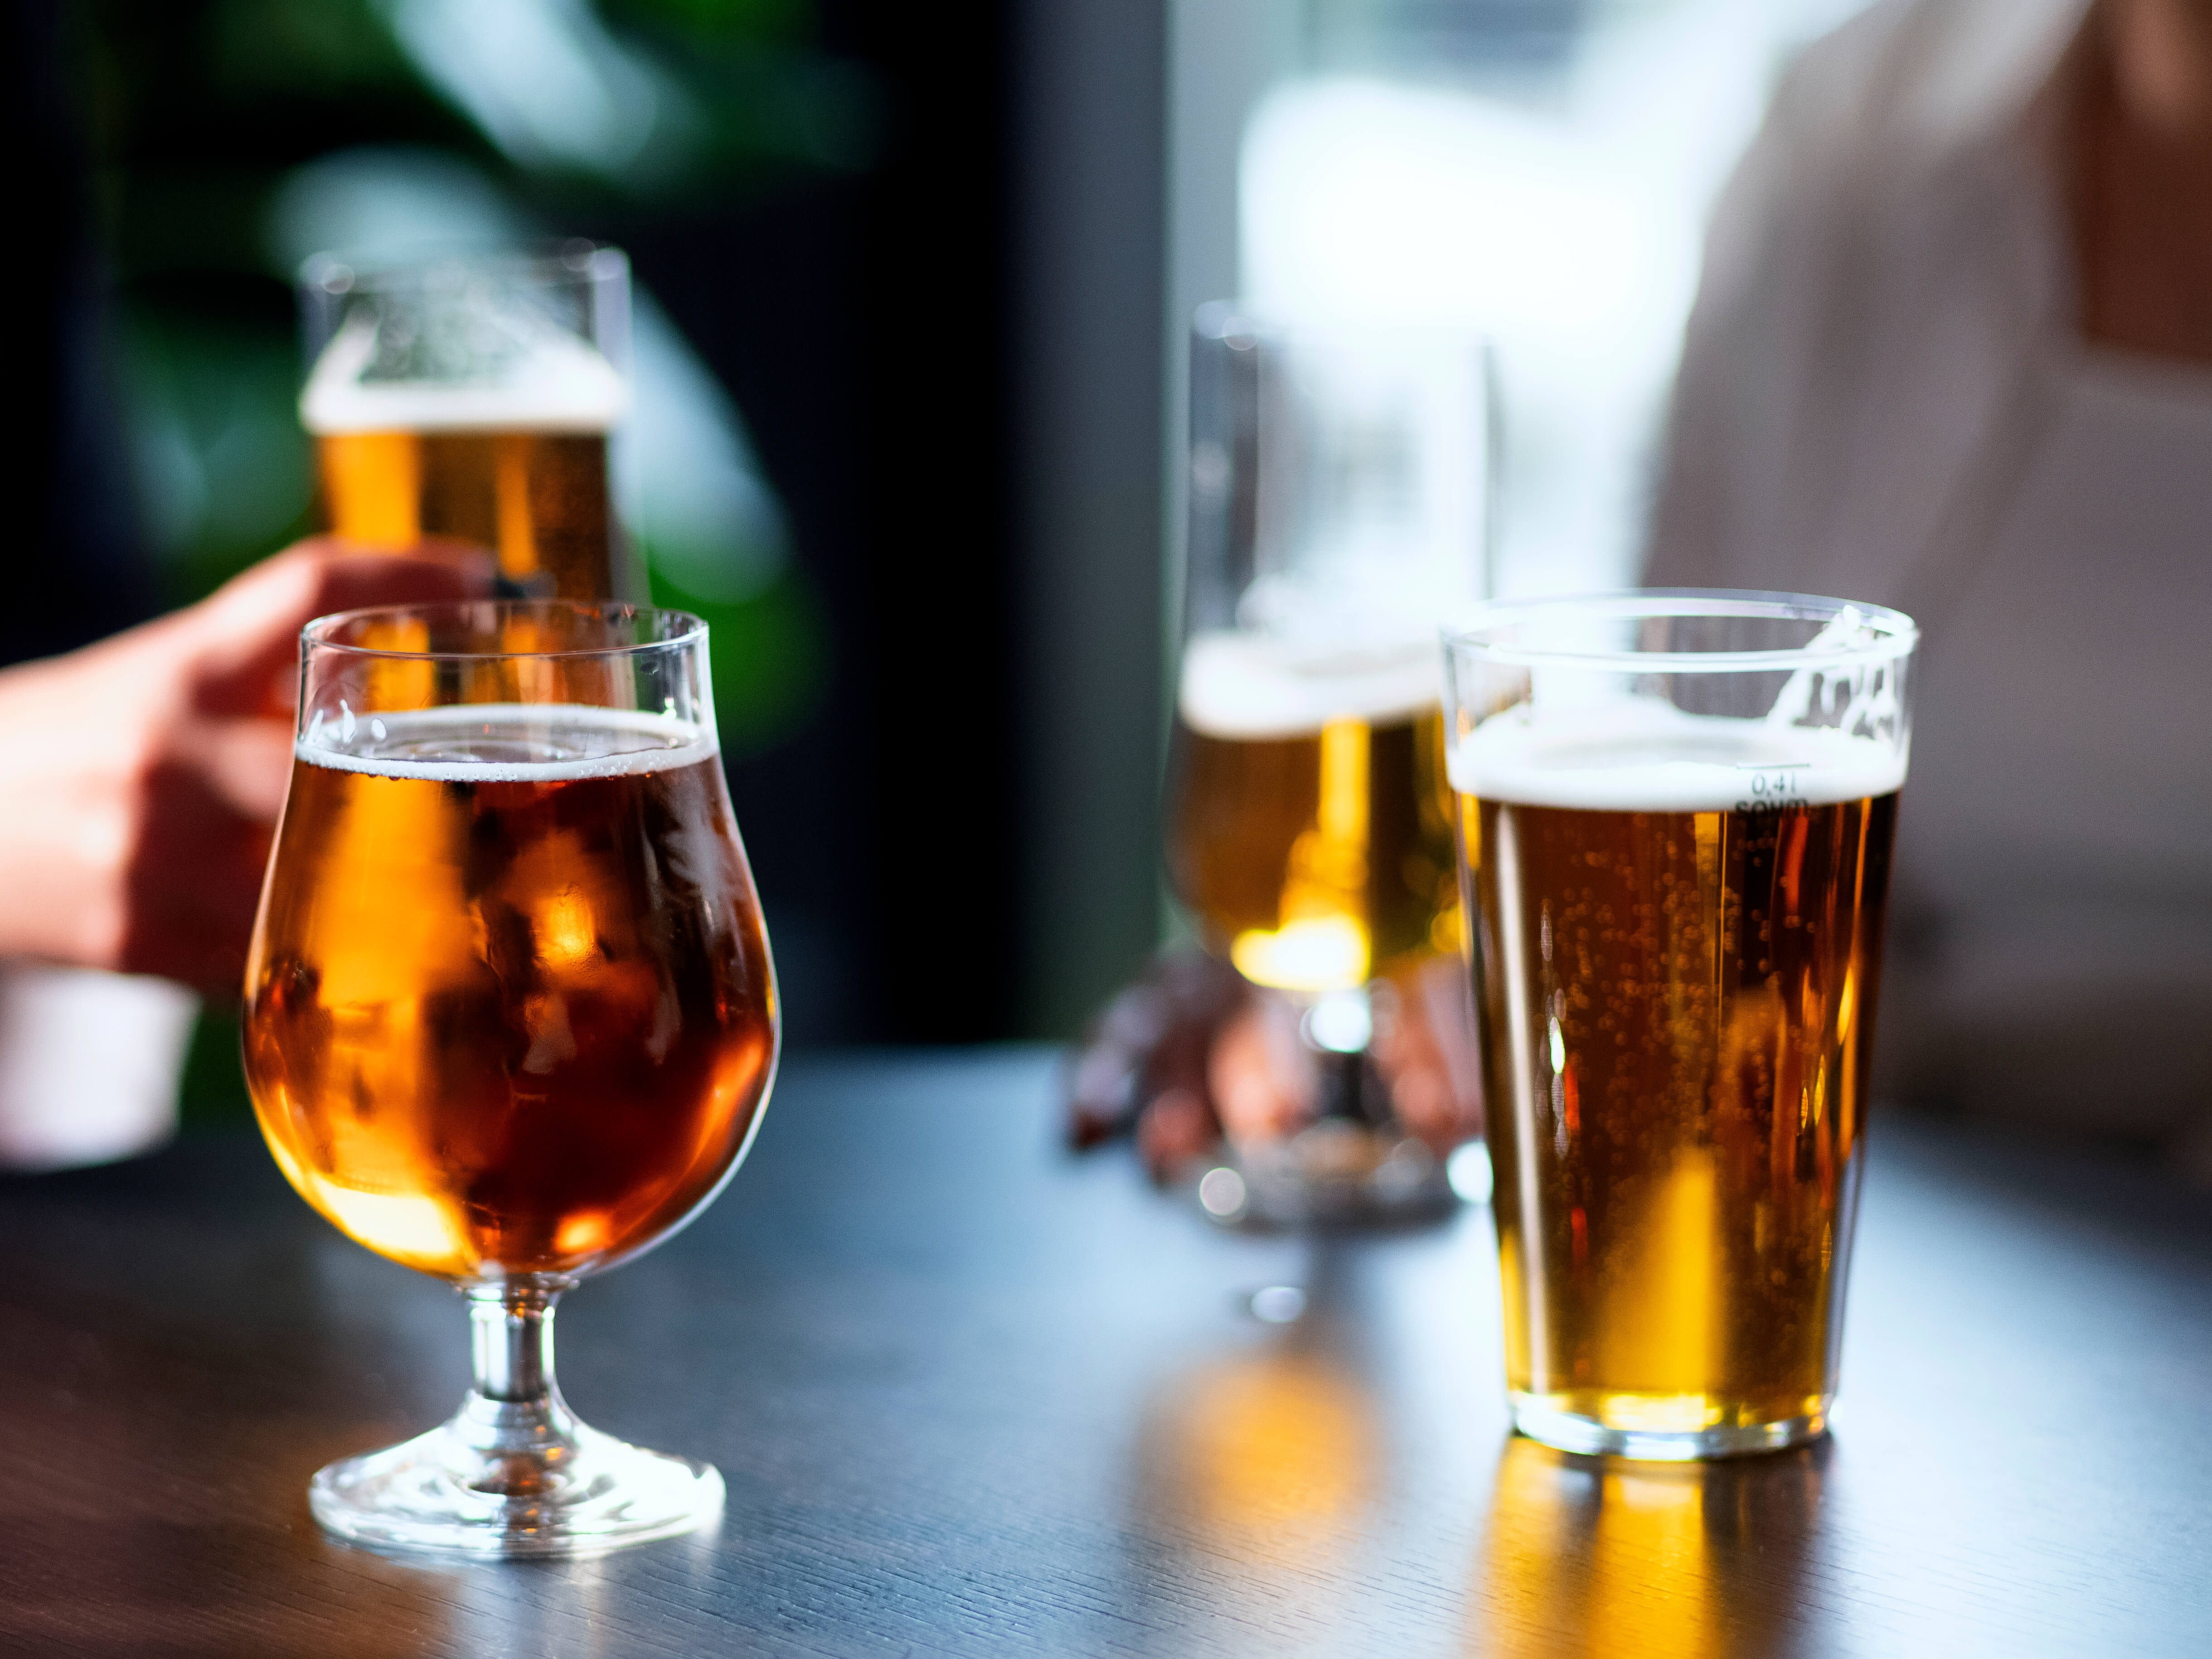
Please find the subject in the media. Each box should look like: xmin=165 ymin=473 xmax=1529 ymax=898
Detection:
xmin=1069 ymin=951 xmax=1482 ymax=1183
xmin=0 ymin=539 xmax=487 ymax=1001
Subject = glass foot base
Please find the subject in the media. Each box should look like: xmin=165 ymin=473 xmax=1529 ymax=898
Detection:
xmin=311 ymin=1408 xmax=724 ymax=1559
xmin=1510 ymin=1399 xmax=1827 ymax=1462
xmin=1203 ymin=1126 xmax=1458 ymax=1230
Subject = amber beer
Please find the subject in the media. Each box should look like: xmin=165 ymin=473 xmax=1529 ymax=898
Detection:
xmin=242 ymin=707 xmax=775 ymax=1282
xmin=302 ymin=322 xmax=634 ymax=599
xmin=1455 ymin=713 xmax=1902 ymax=1447
xmin=1166 ymin=631 xmax=1460 ymax=993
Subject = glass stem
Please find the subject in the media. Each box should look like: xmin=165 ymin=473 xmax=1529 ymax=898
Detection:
xmin=456 ymin=1283 xmax=581 ymax=1496
xmin=470 ymin=1283 xmax=558 ymax=1403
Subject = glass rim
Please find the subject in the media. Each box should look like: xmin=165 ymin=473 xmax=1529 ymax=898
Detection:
xmin=1443 ymin=588 xmax=1917 ymax=672
xmin=298 ymin=240 xmax=628 ymax=297
xmin=301 ymin=600 xmax=705 ymax=663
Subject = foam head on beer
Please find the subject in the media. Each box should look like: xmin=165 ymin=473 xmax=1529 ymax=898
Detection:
xmin=1446 ymin=695 xmax=1909 ymax=812
xmin=298 ymin=702 xmax=710 ymax=780
xmin=301 ymin=313 xmax=630 ymax=437
xmin=1177 ymin=629 xmax=1440 ymax=740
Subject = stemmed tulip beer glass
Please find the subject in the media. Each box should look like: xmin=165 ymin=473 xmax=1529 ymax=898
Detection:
xmin=243 ymin=601 xmax=778 ymax=1556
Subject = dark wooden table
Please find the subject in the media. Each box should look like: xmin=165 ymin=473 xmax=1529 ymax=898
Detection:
xmin=1 ymin=1048 xmax=2208 ymax=1657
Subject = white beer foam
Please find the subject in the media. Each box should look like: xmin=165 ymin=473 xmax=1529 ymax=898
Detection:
xmin=300 ymin=317 xmax=630 ymax=435
xmin=300 ymin=703 xmax=716 ymax=783
xmin=1179 ymin=629 xmax=1441 ymax=739
xmin=1449 ymin=698 xmax=1906 ymax=811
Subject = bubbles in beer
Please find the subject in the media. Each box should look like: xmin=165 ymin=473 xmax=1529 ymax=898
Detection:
xmin=244 ymin=705 xmax=774 ymax=1283
xmin=1456 ymin=696 xmax=1902 ymax=1444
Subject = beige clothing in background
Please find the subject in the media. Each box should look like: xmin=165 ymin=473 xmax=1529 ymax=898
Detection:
xmin=1647 ymin=0 xmax=2212 ymax=1146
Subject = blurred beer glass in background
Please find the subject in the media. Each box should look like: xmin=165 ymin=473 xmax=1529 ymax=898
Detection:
xmin=298 ymin=244 xmax=638 ymax=600
xmin=1443 ymin=592 xmax=1914 ymax=1459
xmin=244 ymin=600 xmax=777 ymax=1555
xmin=1165 ymin=304 xmax=1492 ymax=1225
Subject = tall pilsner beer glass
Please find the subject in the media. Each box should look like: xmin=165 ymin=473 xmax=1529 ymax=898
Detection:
xmin=1166 ymin=305 xmax=1491 ymax=1224
xmin=1443 ymin=592 xmax=1914 ymax=1459
xmin=298 ymin=245 xmax=639 ymax=599
xmin=244 ymin=601 xmax=777 ymax=1554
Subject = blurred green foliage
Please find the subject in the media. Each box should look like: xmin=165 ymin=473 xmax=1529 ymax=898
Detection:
xmin=177 ymin=1009 xmax=255 ymax=1134
xmin=608 ymin=0 xmax=808 ymax=39
xmin=121 ymin=304 xmax=319 ymax=603
xmin=649 ymin=563 xmax=830 ymax=756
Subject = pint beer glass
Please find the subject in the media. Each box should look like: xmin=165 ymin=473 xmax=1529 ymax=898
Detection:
xmin=1166 ymin=305 xmax=1491 ymax=1222
xmin=244 ymin=601 xmax=777 ymax=1553
xmin=298 ymin=245 xmax=639 ymax=599
xmin=1443 ymin=592 xmax=1914 ymax=1459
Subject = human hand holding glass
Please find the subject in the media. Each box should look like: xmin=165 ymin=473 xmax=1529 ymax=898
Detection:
xmin=243 ymin=601 xmax=777 ymax=1555
xmin=0 ymin=540 xmax=485 ymax=1000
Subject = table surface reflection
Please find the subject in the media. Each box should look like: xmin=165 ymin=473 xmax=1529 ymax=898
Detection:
xmin=1 ymin=1048 xmax=2208 ymax=1657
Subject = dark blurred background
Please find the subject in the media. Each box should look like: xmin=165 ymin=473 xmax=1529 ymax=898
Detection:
xmin=13 ymin=0 xmax=1174 ymax=1123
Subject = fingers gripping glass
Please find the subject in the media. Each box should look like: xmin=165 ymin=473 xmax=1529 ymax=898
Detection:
xmin=243 ymin=601 xmax=779 ymax=1555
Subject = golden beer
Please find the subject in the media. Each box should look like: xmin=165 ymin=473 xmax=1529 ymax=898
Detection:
xmin=302 ymin=320 xmax=635 ymax=598
xmin=316 ymin=429 xmax=623 ymax=597
xmin=243 ymin=707 xmax=775 ymax=1282
xmin=1166 ymin=631 xmax=1460 ymax=993
xmin=1446 ymin=592 xmax=1916 ymax=1458
xmin=1461 ymin=780 xmax=1897 ymax=1442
